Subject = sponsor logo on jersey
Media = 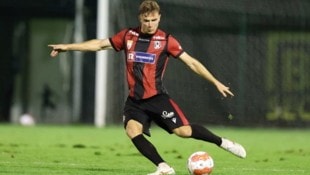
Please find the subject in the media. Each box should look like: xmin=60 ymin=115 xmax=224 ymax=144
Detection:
xmin=127 ymin=51 xmax=156 ymax=64
xmin=138 ymin=38 xmax=150 ymax=42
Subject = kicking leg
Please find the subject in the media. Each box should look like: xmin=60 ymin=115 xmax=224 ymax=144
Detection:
xmin=172 ymin=124 xmax=221 ymax=145
xmin=173 ymin=124 xmax=246 ymax=158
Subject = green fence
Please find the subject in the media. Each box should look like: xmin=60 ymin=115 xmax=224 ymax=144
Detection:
xmin=110 ymin=0 xmax=310 ymax=127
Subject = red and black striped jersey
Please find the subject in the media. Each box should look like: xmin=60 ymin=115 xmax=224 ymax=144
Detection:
xmin=109 ymin=27 xmax=184 ymax=100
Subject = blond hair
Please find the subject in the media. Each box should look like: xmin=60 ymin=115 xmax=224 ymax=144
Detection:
xmin=139 ymin=0 xmax=160 ymax=15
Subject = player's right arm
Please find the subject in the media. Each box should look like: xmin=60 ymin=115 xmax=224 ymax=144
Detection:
xmin=179 ymin=52 xmax=234 ymax=98
xmin=48 ymin=38 xmax=112 ymax=57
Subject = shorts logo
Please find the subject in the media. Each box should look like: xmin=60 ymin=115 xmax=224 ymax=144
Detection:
xmin=172 ymin=118 xmax=177 ymax=123
xmin=127 ymin=51 xmax=156 ymax=64
xmin=161 ymin=111 xmax=175 ymax=119
xmin=161 ymin=111 xmax=177 ymax=123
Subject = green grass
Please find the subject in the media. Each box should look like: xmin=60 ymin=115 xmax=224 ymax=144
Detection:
xmin=0 ymin=124 xmax=309 ymax=175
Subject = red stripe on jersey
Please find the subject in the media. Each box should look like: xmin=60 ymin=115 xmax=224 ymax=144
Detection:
xmin=126 ymin=62 xmax=135 ymax=97
xmin=169 ymin=99 xmax=189 ymax=125
xmin=110 ymin=27 xmax=184 ymax=100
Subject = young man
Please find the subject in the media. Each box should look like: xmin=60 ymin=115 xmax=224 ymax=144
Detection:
xmin=49 ymin=1 xmax=246 ymax=175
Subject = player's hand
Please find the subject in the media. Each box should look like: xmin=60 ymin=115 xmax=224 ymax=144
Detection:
xmin=48 ymin=44 xmax=67 ymax=57
xmin=214 ymin=81 xmax=234 ymax=98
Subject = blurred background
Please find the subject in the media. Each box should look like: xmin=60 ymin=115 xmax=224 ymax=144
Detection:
xmin=0 ymin=0 xmax=309 ymax=127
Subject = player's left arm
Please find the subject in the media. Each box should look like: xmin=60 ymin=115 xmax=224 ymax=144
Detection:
xmin=178 ymin=52 xmax=234 ymax=97
xmin=48 ymin=39 xmax=112 ymax=57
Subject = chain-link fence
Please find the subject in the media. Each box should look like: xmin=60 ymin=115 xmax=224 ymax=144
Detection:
xmin=108 ymin=0 xmax=310 ymax=127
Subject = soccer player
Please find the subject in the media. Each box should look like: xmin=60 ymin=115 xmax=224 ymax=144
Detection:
xmin=48 ymin=1 xmax=246 ymax=174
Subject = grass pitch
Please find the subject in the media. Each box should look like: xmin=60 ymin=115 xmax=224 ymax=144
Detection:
xmin=0 ymin=124 xmax=309 ymax=175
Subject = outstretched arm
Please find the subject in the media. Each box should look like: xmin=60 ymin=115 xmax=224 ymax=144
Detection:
xmin=48 ymin=38 xmax=113 ymax=57
xmin=179 ymin=52 xmax=234 ymax=97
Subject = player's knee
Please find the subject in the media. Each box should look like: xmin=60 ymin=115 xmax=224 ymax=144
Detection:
xmin=173 ymin=126 xmax=192 ymax=138
xmin=125 ymin=120 xmax=143 ymax=139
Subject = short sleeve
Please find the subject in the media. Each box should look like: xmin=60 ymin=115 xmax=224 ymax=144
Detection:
xmin=109 ymin=29 xmax=128 ymax=52
xmin=167 ymin=35 xmax=184 ymax=58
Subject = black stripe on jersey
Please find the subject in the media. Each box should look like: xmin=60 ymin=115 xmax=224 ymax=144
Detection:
xmin=133 ymin=63 xmax=144 ymax=99
xmin=155 ymin=35 xmax=169 ymax=94
xmin=133 ymin=35 xmax=152 ymax=99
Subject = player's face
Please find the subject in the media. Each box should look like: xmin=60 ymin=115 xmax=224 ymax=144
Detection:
xmin=139 ymin=11 xmax=161 ymax=34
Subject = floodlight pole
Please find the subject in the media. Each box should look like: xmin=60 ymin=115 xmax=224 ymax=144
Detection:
xmin=72 ymin=0 xmax=85 ymax=122
xmin=95 ymin=0 xmax=109 ymax=127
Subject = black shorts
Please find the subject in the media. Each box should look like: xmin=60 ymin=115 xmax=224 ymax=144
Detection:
xmin=123 ymin=94 xmax=190 ymax=136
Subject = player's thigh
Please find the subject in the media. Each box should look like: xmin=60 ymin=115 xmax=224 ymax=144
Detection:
xmin=123 ymin=98 xmax=152 ymax=137
xmin=148 ymin=94 xmax=189 ymax=133
xmin=172 ymin=125 xmax=192 ymax=137
xmin=125 ymin=119 xmax=143 ymax=138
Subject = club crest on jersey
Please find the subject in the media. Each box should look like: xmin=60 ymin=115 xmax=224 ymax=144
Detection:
xmin=127 ymin=51 xmax=156 ymax=64
xmin=154 ymin=41 xmax=161 ymax=49
xmin=127 ymin=40 xmax=133 ymax=50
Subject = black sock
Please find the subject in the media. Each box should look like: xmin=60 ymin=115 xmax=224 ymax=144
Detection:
xmin=190 ymin=124 xmax=222 ymax=146
xmin=131 ymin=134 xmax=164 ymax=166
